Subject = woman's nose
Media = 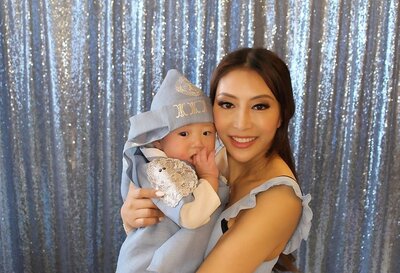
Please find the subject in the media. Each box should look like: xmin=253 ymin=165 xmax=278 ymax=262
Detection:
xmin=233 ymin=109 xmax=252 ymax=130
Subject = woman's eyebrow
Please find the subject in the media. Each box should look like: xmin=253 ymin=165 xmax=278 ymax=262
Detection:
xmin=250 ymin=94 xmax=275 ymax=101
xmin=216 ymin=92 xmax=274 ymax=100
xmin=216 ymin=92 xmax=236 ymax=98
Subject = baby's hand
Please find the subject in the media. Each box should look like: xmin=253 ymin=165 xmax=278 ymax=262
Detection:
xmin=193 ymin=148 xmax=218 ymax=191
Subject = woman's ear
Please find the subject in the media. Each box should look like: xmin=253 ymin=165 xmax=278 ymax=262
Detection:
xmin=277 ymin=118 xmax=282 ymax=128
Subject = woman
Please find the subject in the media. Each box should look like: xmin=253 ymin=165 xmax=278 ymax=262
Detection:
xmin=121 ymin=48 xmax=312 ymax=272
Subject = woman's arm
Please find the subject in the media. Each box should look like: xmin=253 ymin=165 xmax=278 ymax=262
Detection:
xmin=120 ymin=183 xmax=164 ymax=233
xmin=197 ymin=185 xmax=302 ymax=273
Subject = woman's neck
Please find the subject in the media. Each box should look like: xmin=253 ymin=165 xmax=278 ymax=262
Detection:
xmin=227 ymin=153 xmax=273 ymax=185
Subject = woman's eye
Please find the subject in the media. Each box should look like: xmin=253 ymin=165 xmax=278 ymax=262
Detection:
xmin=252 ymin=104 xmax=269 ymax=110
xmin=217 ymin=101 xmax=234 ymax=109
xmin=179 ymin=132 xmax=189 ymax=136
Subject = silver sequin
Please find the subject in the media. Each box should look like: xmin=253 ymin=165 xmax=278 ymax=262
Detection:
xmin=146 ymin=158 xmax=198 ymax=207
xmin=0 ymin=1 xmax=399 ymax=272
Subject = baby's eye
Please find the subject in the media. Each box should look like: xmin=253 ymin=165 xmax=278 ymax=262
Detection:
xmin=179 ymin=132 xmax=189 ymax=136
xmin=252 ymin=104 xmax=269 ymax=110
xmin=217 ymin=101 xmax=234 ymax=109
xmin=203 ymin=131 xmax=214 ymax=136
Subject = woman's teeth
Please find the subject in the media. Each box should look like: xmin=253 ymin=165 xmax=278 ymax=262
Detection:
xmin=232 ymin=137 xmax=255 ymax=143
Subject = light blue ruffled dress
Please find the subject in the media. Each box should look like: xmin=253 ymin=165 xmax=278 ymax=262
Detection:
xmin=204 ymin=176 xmax=313 ymax=273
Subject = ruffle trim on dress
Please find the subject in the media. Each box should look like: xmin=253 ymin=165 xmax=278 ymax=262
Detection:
xmin=222 ymin=176 xmax=313 ymax=255
xmin=283 ymin=191 xmax=312 ymax=254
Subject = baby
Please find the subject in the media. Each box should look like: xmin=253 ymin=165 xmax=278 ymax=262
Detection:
xmin=116 ymin=69 xmax=229 ymax=273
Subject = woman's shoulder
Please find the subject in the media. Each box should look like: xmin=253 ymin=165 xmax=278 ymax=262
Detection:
xmin=251 ymin=177 xmax=303 ymax=217
xmin=224 ymin=176 xmax=313 ymax=254
xmin=254 ymin=177 xmax=313 ymax=254
xmin=257 ymin=176 xmax=313 ymax=254
xmin=255 ymin=176 xmax=301 ymax=196
xmin=223 ymin=176 xmax=301 ymax=218
xmin=252 ymin=176 xmax=311 ymax=220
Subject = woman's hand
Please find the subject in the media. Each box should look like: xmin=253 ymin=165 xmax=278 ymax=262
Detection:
xmin=120 ymin=183 xmax=164 ymax=233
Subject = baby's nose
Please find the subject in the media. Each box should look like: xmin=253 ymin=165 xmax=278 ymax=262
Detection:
xmin=192 ymin=135 xmax=205 ymax=148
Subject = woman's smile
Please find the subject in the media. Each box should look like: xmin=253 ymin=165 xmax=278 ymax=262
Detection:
xmin=230 ymin=136 xmax=257 ymax=148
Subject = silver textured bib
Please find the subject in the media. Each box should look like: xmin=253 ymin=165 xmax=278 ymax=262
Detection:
xmin=146 ymin=158 xmax=198 ymax=207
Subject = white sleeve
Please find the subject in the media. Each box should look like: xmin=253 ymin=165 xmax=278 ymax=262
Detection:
xmin=179 ymin=179 xmax=221 ymax=229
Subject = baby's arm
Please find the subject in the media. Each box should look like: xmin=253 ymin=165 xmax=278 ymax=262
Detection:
xmin=192 ymin=148 xmax=219 ymax=191
xmin=131 ymin=148 xmax=221 ymax=230
xmin=177 ymin=148 xmax=221 ymax=229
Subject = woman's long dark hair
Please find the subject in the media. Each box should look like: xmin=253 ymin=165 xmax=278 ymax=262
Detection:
xmin=210 ymin=47 xmax=299 ymax=272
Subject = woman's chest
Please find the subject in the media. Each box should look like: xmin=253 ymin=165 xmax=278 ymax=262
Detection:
xmin=227 ymin=179 xmax=263 ymax=206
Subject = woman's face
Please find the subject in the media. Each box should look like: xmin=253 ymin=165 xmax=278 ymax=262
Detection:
xmin=213 ymin=68 xmax=281 ymax=164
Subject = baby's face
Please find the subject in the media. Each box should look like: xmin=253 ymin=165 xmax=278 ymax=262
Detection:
xmin=155 ymin=122 xmax=216 ymax=165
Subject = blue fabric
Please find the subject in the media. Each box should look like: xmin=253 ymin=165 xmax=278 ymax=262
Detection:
xmin=1 ymin=2 xmax=399 ymax=272
xmin=126 ymin=69 xmax=214 ymax=147
xmin=117 ymin=149 xmax=229 ymax=273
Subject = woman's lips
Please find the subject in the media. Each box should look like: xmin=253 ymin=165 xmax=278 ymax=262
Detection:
xmin=230 ymin=136 xmax=256 ymax=148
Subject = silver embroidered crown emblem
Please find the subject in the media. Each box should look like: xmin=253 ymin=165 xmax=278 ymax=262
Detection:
xmin=175 ymin=76 xmax=202 ymax=97
xmin=146 ymin=158 xmax=199 ymax=207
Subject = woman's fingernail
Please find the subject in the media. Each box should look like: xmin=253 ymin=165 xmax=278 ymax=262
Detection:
xmin=155 ymin=191 xmax=164 ymax=197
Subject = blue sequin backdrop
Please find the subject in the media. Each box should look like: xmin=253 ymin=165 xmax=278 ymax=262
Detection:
xmin=0 ymin=1 xmax=399 ymax=272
